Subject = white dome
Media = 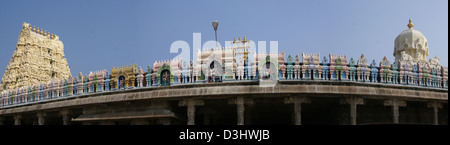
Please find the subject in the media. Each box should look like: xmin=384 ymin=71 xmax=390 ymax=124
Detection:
xmin=394 ymin=19 xmax=429 ymax=62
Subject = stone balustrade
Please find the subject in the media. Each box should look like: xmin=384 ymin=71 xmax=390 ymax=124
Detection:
xmin=1 ymin=54 xmax=448 ymax=108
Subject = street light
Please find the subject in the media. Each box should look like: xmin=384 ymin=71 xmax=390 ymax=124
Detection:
xmin=212 ymin=20 xmax=218 ymax=48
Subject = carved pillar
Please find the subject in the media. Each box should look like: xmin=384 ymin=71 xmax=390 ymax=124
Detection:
xmin=37 ymin=112 xmax=46 ymax=125
xmin=236 ymin=97 xmax=244 ymax=125
xmin=14 ymin=114 xmax=22 ymax=125
xmin=188 ymin=103 xmax=196 ymax=125
xmin=60 ymin=109 xmax=71 ymax=125
xmin=285 ymin=96 xmax=311 ymax=125
xmin=340 ymin=97 xmax=365 ymax=125
xmin=229 ymin=96 xmax=254 ymax=125
xmin=384 ymin=99 xmax=406 ymax=124
xmin=427 ymin=102 xmax=443 ymax=125
xmin=179 ymin=99 xmax=204 ymax=125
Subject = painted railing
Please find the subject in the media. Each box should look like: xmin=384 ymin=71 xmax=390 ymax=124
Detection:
xmin=0 ymin=60 xmax=448 ymax=108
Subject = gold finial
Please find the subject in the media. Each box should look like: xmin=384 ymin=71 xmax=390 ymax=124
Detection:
xmin=40 ymin=29 xmax=43 ymax=35
xmin=36 ymin=28 xmax=40 ymax=34
xmin=44 ymin=30 xmax=47 ymax=36
xmin=32 ymin=26 xmax=36 ymax=32
xmin=407 ymin=19 xmax=414 ymax=29
xmin=239 ymin=37 xmax=241 ymax=41
xmin=243 ymin=36 xmax=247 ymax=43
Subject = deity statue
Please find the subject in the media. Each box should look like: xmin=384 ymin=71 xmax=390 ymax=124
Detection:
xmin=322 ymin=56 xmax=329 ymax=80
xmin=137 ymin=67 xmax=144 ymax=87
xmin=146 ymin=66 xmax=153 ymax=86
xmin=370 ymin=60 xmax=378 ymax=82
xmin=286 ymin=55 xmax=294 ymax=79
xmin=400 ymin=51 xmax=412 ymax=62
xmin=348 ymin=58 xmax=357 ymax=81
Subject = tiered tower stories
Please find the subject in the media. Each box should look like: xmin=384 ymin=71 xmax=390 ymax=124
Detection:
xmin=0 ymin=22 xmax=71 ymax=91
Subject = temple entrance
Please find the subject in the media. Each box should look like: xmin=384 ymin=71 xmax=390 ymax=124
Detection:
xmin=118 ymin=76 xmax=125 ymax=89
xmin=160 ymin=70 xmax=171 ymax=86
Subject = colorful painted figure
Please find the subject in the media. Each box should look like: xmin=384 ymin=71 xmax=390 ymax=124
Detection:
xmin=322 ymin=56 xmax=329 ymax=80
xmin=286 ymin=55 xmax=294 ymax=79
xmin=348 ymin=58 xmax=357 ymax=81
xmin=370 ymin=60 xmax=378 ymax=82
xmin=412 ymin=64 xmax=419 ymax=85
xmin=302 ymin=53 xmax=322 ymax=80
xmin=357 ymin=54 xmax=369 ymax=82
xmin=330 ymin=54 xmax=349 ymax=81
xmin=392 ymin=62 xmax=399 ymax=84
xmin=379 ymin=56 xmax=392 ymax=83
xmin=294 ymin=55 xmax=301 ymax=79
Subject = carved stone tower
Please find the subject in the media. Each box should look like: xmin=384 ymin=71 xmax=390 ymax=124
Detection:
xmin=394 ymin=19 xmax=429 ymax=62
xmin=0 ymin=22 xmax=71 ymax=91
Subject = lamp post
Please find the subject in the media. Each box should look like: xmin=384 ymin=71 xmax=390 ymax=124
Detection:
xmin=212 ymin=20 xmax=218 ymax=48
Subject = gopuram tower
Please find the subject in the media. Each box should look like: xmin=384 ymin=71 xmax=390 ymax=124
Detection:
xmin=0 ymin=22 xmax=71 ymax=91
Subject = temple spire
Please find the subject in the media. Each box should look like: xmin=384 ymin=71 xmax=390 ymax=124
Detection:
xmin=407 ymin=19 xmax=414 ymax=29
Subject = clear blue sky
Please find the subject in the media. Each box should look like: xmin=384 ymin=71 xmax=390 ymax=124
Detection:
xmin=0 ymin=0 xmax=447 ymax=78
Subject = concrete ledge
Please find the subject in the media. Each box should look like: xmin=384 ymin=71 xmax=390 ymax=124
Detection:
xmin=0 ymin=80 xmax=447 ymax=115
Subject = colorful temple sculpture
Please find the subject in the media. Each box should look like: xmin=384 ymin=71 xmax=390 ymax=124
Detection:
xmin=370 ymin=60 xmax=379 ymax=82
xmin=111 ymin=65 xmax=137 ymax=90
xmin=0 ymin=19 xmax=448 ymax=108
xmin=286 ymin=55 xmax=294 ymax=79
xmin=356 ymin=54 xmax=370 ymax=82
xmin=398 ymin=57 xmax=413 ymax=84
xmin=391 ymin=61 xmax=400 ymax=84
xmin=443 ymin=67 xmax=448 ymax=89
xmin=329 ymin=54 xmax=349 ymax=81
xmin=301 ymin=53 xmax=322 ymax=80
xmin=379 ymin=56 xmax=392 ymax=83
xmin=348 ymin=58 xmax=357 ymax=81
xmin=322 ymin=56 xmax=330 ymax=80
xmin=88 ymin=70 xmax=106 ymax=93
xmin=136 ymin=66 xmax=145 ymax=88
xmin=152 ymin=59 xmax=182 ymax=86
xmin=412 ymin=64 xmax=420 ymax=85
xmin=294 ymin=55 xmax=301 ymax=79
